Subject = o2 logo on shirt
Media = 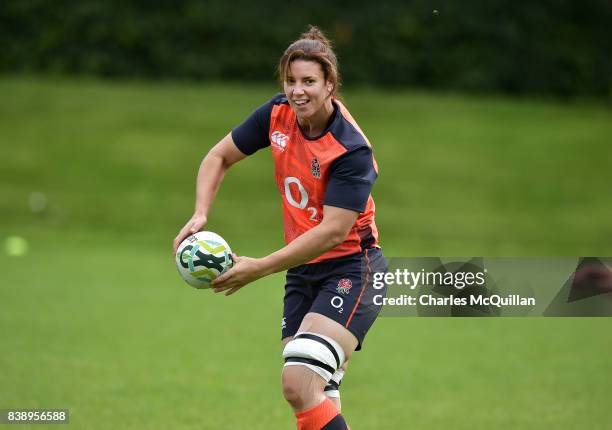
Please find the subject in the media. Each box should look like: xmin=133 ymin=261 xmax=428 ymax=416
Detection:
xmin=271 ymin=131 xmax=289 ymax=151
xmin=284 ymin=177 xmax=319 ymax=223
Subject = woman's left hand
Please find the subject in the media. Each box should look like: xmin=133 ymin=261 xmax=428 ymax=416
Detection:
xmin=212 ymin=254 xmax=267 ymax=296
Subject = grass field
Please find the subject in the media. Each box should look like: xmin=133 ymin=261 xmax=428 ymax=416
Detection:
xmin=1 ymin=77 xmax=611 ymax=429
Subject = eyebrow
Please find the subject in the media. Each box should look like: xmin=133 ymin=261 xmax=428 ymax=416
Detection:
xmin=286 ymin=75 xmax=316 ymax=80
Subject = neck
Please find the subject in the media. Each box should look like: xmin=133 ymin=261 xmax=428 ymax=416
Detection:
xmin=298 ymin=98 xmax=334 ymax=137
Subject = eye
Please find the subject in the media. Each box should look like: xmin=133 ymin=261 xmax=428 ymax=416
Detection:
xmin=305 ymin=79 xmax=315 ymax=85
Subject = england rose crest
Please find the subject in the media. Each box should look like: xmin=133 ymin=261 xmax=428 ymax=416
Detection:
xmin=311 ymin=158 xmax=321 ymax=178
xmin=336 ymin=278 xmax=353 ymax=295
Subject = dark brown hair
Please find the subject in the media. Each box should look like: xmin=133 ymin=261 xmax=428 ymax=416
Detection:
xmin=278 ymin=26 xmax=340 ymax=98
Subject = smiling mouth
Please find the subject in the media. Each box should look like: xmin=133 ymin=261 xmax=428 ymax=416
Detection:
xmin=293 ymin=100 xmax=309 ymax=107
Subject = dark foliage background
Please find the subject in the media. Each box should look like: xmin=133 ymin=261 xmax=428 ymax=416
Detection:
xmin=1 ymin=0 xmax=611 ymax=98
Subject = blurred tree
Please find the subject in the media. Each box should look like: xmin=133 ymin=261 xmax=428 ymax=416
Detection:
xmin=1 ymin=0 xmax=610 ymax=98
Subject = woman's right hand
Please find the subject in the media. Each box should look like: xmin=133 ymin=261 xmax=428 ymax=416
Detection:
xmin=173 ymin=213 xmax=207 ymax=254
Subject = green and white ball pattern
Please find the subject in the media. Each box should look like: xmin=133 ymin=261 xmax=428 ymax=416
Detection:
xmin=175 ymin=231 xmax=233 ymax=289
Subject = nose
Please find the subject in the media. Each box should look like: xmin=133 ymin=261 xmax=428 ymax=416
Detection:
xmin=293 ymin=85 xmax=305 ymax=95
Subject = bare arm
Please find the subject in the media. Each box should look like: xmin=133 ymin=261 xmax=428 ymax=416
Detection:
xmin=172 ymin=133 xmax=246 ymax=253
xmin=212 ymin=205 xmax=359 ymax=295
xmin=259 ymin=205 xmax=358 ymax=275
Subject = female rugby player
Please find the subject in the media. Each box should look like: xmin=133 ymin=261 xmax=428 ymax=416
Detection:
xmin=173 ymin=26 xmax=387 ymax=430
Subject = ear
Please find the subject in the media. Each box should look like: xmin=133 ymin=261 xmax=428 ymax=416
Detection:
xmin=327 ymin=82 xmax=334 ymax=93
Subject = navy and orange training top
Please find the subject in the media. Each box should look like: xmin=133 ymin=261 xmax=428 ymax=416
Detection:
xmin=232 ymin=93 xmax=380 ymax=263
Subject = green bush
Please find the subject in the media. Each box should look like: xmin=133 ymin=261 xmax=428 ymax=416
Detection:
xmin=1 ymin=0 xmax=610 ymax=98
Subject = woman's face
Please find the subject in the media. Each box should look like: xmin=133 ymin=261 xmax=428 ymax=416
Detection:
xmin=283 ymin=60 xmax=333 ymax=121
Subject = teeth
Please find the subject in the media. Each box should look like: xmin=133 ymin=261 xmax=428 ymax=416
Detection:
xmin=295 ymin=100 xmax=308 ymax=105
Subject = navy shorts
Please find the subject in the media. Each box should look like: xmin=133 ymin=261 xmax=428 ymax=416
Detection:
xmin=282 ymin=247 xmax=388 ymax=351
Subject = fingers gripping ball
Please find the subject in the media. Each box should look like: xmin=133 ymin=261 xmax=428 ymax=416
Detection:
xmin=175 ymin=231 xmax=234 ymax=289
